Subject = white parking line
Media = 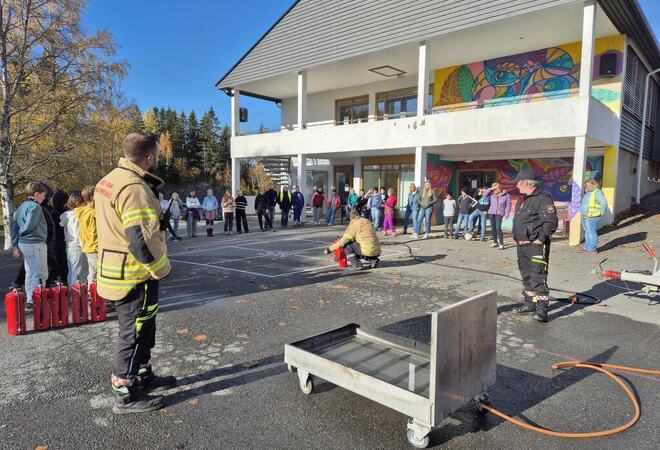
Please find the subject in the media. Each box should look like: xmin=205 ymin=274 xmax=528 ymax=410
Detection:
xmin=169 ymin=258 xmax=275 ymax=278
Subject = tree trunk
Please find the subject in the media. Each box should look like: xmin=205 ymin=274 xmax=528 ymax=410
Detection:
xmin=1 ymin=180 xmax=14 ymax=250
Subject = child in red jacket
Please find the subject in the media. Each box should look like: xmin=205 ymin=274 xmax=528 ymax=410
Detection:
xmin=383 ymin=188 xmax=397 ymax=236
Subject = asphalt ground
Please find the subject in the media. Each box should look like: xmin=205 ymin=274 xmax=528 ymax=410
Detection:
xmin=0 ymin=197 xmax=659 ymax=450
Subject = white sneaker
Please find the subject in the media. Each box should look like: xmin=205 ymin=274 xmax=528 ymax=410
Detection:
xmin=490 ymin=242 xmax=498 ymax=248
xmin=498 ymin=244 xmax=504 ymax=250
xmin=412 ymin=233 xmax=419 ymax=239
xmin=423 ymin=233 xmax=429 ymax=239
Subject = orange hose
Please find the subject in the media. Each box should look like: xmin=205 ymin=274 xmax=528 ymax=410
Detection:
xmin=481 ymin=361 xmax=660 ymax=438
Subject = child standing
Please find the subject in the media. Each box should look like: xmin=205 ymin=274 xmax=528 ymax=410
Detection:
xmin=382 ymin=188 xmax=397 ymax=236
xmin=442 ymin=192 xmax=456 ymax=238
xmin=60 ymin=192 xmax=88 ymax=288
xmin=222 ymin=191 xmax=235 ymax=236
xmin=454 ymin=189 xmax=473 ymax=239
xmin=75 ymin=186 xmax=98 ymax=285
xmin=202 ymin=189 xmax=219 ymax=237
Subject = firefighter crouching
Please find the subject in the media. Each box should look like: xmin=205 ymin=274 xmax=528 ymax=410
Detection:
xmin=511 ymin=169 xmax=558 ymax=322
xmin=95 ymin=132 xmax=175 ymax=414
xmin=323 ymin=210 xmax=381 ymax=270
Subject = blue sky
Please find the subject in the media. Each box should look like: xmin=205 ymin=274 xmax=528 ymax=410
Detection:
xmin=84 ymin=0 xmax=659 ymax=132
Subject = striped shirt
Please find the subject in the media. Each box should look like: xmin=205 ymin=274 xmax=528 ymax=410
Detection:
xmin=235 ymin=196 xmax=248 ymax=211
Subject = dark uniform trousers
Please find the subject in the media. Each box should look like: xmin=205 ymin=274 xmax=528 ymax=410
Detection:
xmin=517 ymin=242 xmax=550 ymax=296
xmin=113 ymin=279 xmax=159 ymax=380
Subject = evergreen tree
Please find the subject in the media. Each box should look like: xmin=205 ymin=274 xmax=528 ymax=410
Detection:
xmin=200 ymin=108 xmax=221 ymax=183
xmin=218 ymin=124 xmax=231 ymax=176
xmin=127 ymin=105 xmax=144 ymax=132
xmin=186 ymin=111 xmax=201 ymax=168
xmin=143 ymin=108 xmax=158 ymax=134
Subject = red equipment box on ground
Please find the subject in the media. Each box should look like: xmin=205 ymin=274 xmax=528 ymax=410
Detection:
xmin=89 ymin=283 xmax=107 ymax=322
xmin=33 ymin=286 xmax=52 ymax=331
xmin=50 ymin=283 xmax=69 ymax=328
xmin=71 ymin=282 xmax=89 ymax=324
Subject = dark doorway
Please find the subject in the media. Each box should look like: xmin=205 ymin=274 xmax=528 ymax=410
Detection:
xmin=458 ymin=170 xmax=497 ymax=196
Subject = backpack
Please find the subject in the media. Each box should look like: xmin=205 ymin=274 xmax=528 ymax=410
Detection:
xmin=477 ymin=195 xmax=490 ymax=212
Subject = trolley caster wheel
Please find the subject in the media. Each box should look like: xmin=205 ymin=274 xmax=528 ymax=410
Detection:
xmin=406 ymin=429 xmax=429 ymax=448
xmin=475 ymin=393 xmax=491 ymax=415
xmin=299 ymin=378 xmax=313 ymax=395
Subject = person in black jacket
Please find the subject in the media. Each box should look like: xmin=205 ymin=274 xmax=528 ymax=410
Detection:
xmin=51 ymin=191 xmax=69 ymax=284
xmin=235 ymin=191 xmax=249 ymax=233
xmin=277 ymin=185 xmax=293 ymax=228
xmin=254 ymin=189 xmax=273 ymax=231
xmin=511 ymin=169 xmax=558 ymax=322
xmin=264 ymin=182 xmax=277 ymax=227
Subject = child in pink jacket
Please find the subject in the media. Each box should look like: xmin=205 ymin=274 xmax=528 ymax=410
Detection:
xmin=383 ymin=188 xmax=397 ymax=236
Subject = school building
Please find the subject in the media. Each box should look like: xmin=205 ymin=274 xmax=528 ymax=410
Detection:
xmin=217 ymin=0 xmax=660 ymax=245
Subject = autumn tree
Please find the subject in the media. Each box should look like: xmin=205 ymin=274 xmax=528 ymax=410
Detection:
xmin=0 ymin=0 xmax=125 ymax=248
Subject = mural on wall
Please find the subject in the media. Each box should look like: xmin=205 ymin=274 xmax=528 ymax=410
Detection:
xmin=433 ymin=34 xmax=625 ymax=116
xmin=427 ymin=156 xmax=604 ymax=225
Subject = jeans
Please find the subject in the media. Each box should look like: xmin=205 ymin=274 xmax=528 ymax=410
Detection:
xmin=582 ymin=217 xmax=600 ymax=252
xmin=281 ymin=208 xmax=290 ymax=227
xmin=468 ymin=210 xmax=487 ymax=238
xmin=443 ymin=217 xmax=454 ymax=236
xmin=19 ymin=242 xmax=48 ymax=304
xmin=171 ymin=216 xmax=180 ymax=238
xmin=224 ymin=213 xmax=234 ymax=232
xmin=370 ymin=207 xmax=381 ymax=230
xmin=489 ymin=214 xmax=504 ymax=244
xmin=403 ymin=206 xmax=412 ymax=232
xmin=312 ymin=206 xmax=322 ymax=224
xmin=86 ymin=253 xmax=98 ymax=285
xmin=269 ymin=207 xmax=276 ymax=226
xmin=257 ymin=208 xmax=273 ymax=230
xmin=454 ymin=213 xmax=470 ymax=236
xmin=186 ymin=213 xmax=197 ymax=238
xmin=236 ymin=210 xmax=249 ymax=232
xmin=326 ymin=206 xmax=337 ymax=225
xmin=293 ymin=206 xmax=303 ymax=223
xmin=415 ymin=207 xmax=433 ymax=234
xmin=66 ymin=245 xmax=88 ymax=289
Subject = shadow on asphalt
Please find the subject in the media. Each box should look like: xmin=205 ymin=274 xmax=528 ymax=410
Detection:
xmin=597 ymin=231 xmax=648 ymax=253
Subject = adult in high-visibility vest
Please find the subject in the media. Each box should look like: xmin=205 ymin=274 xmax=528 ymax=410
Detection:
xmin=580 ymin=179 xmax=608 ymax=254
xmin=95 ymin=132 xmax=174 ymax=414
xmin=277 ymin=186 xmax=293 ymax=228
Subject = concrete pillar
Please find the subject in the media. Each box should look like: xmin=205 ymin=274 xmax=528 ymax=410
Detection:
xmin=231 ymin=157 xmax=240 ymax=196
xmin=414 ymin=146 xmax=428 ymax=186
xmin=368 ymin=92 xmax=376 ymax=121
xmin=569 ymin=136 xmax=588 ymax=246
xmin=297 ymin=71 xmax=308 ymax=130
xmin=327 ymin=163 xmax=334 ymax=192
xmin=417 ymin=41 xmax=430 ymax=117
xmin=601 ymin=145 xmax=618 ymax=224
xmin=296 ymin=154 xmax=307 ymax=203
xmin=579 ymin=1 xmax=596 ymax=98
xmin=353 ymin=157 xmax=362 ymax=190
xmin=231 ymin=89 xmax=240 ymax=136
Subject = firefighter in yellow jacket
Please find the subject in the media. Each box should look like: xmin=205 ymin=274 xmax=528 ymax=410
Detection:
xmin=95 ymin=132 xmax=174 ymax=414
xmin=324 ymin=210 xmax=381 ymax=269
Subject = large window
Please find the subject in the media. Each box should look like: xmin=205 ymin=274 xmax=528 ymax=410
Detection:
xmin=335 ymin=95 xmax=369 ymax=125
xmin=376 ymin=85 xmax=433 ymax=120
xmin=624 ymin=47 xmax=658 ymax=127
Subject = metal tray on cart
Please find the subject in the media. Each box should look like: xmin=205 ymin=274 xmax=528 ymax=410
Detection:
xmin=284 ymin=291 xmax=497 ymax=448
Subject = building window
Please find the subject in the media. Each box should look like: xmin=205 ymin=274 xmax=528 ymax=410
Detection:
xmin=376 ymin=85 xmax=434 ymax=120
xmin=335 ymin=95 xmax=369 ymax=125
xmin=624 ymin=47 xmax=658 ymax=127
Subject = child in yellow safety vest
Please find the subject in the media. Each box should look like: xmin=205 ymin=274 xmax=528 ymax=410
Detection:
xmin=74 ymin=185 xmax=99 ymax=284
xmin=579 ymin=179 xmax=608 ymax=254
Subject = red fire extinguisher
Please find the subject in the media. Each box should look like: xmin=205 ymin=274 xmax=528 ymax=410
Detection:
xmin=50 ymin=282 xmax=69 ymax=328
xmin=71 ymin=281 xmax=89 ymax=324
xmin=33 ymin=283 xmax=52 ymax=332
xmin=332 ymin=239 xmax=348 ymax=268
xmin=89 ymin=283 xmax=107 ymax=322
xmin=5 ymin=288 xmax=27 ymax=336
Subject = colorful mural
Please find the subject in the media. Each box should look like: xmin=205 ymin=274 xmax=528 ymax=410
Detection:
xmin=426 ymin=156 xmax=604 ymax=226
xmin=433 ymin=35 xmax=625 ymax=116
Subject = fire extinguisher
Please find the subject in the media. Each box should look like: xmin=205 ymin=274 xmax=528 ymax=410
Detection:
xmin=33 ymin=281 xmax=52 ymax=332
xmin=50 ymin=281 xmax=69 ymax=328
xmin=89 ymin=283 xmax=107 ymax=322
xmin=5 ymin=287 xmax=27 ymax=336
xmin=332 ymin=239 xmax=348 ymax=267
xmin=71 ymin=280 xmax=89 ymax=324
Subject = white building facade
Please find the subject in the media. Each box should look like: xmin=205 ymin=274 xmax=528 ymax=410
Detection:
xmin=218 ymin=0 xmax=660 ymax=245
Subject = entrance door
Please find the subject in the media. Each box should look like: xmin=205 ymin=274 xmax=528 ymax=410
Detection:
xmin=459 ymin=170 xmax=497 ymax=196
xmin=334 ymin=165 xmax=354 ymax=204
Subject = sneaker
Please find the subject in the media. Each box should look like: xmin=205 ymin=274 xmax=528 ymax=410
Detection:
xmin=480 ymin=237 xmax=487 ymax=242
xmin=490 ymin=242 xmax=498 ymax=248
xmin=369 ymin=258 xmax=380 ymax=269
xmin=498 ymin=244 xmax=504 ymax=250
xmin=112 ymin=384 xmax=163 ymax=415
xmin=412 ymin=233 xmax=419 ymax=239
xmin=135 ymin=366 xmax=177 ymax=392
xmin=512 ymin=302 xmax=535 ymax=314
xmin=423 ymin=233 xmax=429 ymax=239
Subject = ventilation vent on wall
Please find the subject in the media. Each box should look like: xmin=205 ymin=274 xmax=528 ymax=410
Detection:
xmin=599 ymin=53 xmax=617 ymax=77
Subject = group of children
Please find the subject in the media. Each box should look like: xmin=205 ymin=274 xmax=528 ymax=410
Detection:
xmin=11 ymin=182 xmax=99 ymax=308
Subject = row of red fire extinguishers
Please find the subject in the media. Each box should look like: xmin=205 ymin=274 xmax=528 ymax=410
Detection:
xmin=4 ymin=280 xmax=107 ymax=336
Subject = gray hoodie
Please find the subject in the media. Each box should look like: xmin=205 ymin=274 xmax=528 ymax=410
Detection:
xmin=60 ymin=210 xmax=82 ymax=248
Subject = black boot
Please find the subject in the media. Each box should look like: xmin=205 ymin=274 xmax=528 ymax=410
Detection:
xmin=533 ymin=300 xmax=549 ymax=322
xmin=513 ymin=292 xmax=535 ymax=314
xmin=112 ymin=384 xmax=163 ymax=414
xmin=135 ymin=366 xmax=177 ymax=392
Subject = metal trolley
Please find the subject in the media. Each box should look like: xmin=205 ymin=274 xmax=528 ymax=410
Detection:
xmin=284 ymin=291 xmax=497 ymax=448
